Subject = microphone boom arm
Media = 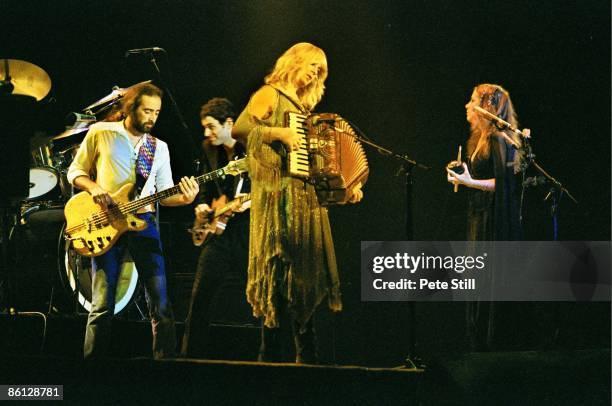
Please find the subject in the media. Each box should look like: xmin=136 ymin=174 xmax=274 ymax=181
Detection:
xmin=473 ymin=105 xmax=530 ymax=146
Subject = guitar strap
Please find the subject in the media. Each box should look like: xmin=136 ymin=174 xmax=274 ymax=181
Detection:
xmin=135 ymin=134 xmax=157 ymax=194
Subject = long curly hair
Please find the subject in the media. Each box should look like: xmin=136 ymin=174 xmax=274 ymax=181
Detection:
xmin=467 ymin=83 xmax=520 ymax=161
xmin=264 ymin=42 xmax=328 ymax=111
xmin=121 ymin=83 xmax=163 ymax=119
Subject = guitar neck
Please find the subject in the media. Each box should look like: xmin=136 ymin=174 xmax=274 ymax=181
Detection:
xmin=118 ymin=167 xmax=229 ymax=214
xmin=215 ymin=194 xmax=251 ymax=218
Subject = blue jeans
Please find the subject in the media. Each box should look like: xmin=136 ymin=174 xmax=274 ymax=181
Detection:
xmin=83 ymin=213 xmax=176 ymax=359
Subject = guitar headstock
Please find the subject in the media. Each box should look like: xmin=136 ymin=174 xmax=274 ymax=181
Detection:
xmin=224 ymin=158 xmax=248 ymax=176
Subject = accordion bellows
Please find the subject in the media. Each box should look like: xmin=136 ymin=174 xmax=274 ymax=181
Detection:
xmin=286 ymin=112 xmax=369 ymax=205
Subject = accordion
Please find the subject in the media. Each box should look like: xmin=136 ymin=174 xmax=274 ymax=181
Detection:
xmin=285 ymin=112 xmax=369 ymax=205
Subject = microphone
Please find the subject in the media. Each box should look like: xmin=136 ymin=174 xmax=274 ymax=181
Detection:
xmin=125 ymin=47 xmax=166 ymax=57
xmin=65 ymin=112 xmax=97 ymax=127
xmin=473 ymin=106 xmax=530 ymax=140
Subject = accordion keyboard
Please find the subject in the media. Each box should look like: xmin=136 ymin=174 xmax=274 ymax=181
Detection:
xmin=285 ymin=112 xmax=310 ymax=178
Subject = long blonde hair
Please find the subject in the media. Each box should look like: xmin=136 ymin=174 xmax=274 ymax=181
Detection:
xmin=265 ymin=42 xmax=328 ymax=111
xmin=467 ymin=83 xmax=520 ymax=161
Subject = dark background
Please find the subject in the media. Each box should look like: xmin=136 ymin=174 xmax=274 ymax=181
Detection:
xmin=2 ymin=0 xmax=609 ymax=365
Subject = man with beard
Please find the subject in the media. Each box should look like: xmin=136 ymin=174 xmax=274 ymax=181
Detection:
xmin=67 ymin=82 xmax=199 ymax=359
xmin=180 ymin=98 xmax=251 ymax=358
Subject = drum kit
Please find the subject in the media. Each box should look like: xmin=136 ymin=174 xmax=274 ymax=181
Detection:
xmin=1 ymin=59 xmax=144 ymax=316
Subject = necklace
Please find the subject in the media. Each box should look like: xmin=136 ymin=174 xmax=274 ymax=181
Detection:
xmin=123 ymin=119 xmax=146 ymax=148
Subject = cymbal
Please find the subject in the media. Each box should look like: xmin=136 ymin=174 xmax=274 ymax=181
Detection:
xmin=52 ymin=127 xmax=89 ymax=141
xmin=51 ymin=127 xmax=88 ymax=152
xmin=83 ymin=80 xmax=152 ymax=113
xmin=83 ymin=87 xmax=124 ymax=113
xmin=0 ymin=59 xmax=52 ymax=101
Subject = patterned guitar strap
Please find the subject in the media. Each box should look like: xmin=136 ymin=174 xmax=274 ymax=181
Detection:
xmin=135 ymin=134 xmax=157 ymax=195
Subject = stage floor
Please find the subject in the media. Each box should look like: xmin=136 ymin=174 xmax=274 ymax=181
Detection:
xmin=0 ymin=313 xmax=609 ymax=405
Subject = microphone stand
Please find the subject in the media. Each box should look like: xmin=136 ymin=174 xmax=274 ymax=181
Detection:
xmin=342 ymin=123 xmax=429 ymax=239
xmin=512 ymin=132 xmax=577 ymax=348
xmin=525 ymin=161 xmax=577 ymax=240
xmin=146 ymin=51 xmax=191 ymax=147
xmin=343 ymin=122 xmax=429 ymax=368
xmin=137 ymin=50 xmax=219 ymax=192
xmin=473 ymin=107 xmax=578 ymax=240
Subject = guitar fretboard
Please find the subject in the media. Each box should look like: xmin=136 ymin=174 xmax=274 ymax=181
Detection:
xmin=215 ymin=193 xmax=251 ymax=217
xmin=117 ymin=167 xmax=230 ymax=214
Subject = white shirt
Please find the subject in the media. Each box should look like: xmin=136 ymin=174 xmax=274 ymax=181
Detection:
xmin=67 ymin=121 xmax=174 ymax=211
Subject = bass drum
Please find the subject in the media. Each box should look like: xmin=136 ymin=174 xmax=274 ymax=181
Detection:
xmin=59 ymin=224 xmax=139 ymax=315
xmin=28 ymin=166 xmax=61 ymax=201
xmin=28 ymin=137 xmax=62 ymax=201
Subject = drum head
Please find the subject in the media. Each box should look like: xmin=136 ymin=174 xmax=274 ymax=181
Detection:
xmin=28 ymin=167 xmax=58 ymax=200
xmin=62 ymin=241 xmax=139 ymax=315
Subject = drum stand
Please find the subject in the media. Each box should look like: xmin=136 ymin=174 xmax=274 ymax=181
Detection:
xmin=0 ymin=203 xmax=18 ymax=313
xmin=0 ymin=93 xmax=37 ymax=313
xmin=0 ymin=202 xmax=52 ymax=355
xmin=1 ymin=69 xmax=54 ymax=353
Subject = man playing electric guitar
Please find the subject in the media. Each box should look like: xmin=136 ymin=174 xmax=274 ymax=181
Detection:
xmin=190 ymin=193 xmax=251 ymax=247
xmin=180 ymin=98 xmax=251 ymax=358
xmin=67 ymin=83 xmax=199 ymax=359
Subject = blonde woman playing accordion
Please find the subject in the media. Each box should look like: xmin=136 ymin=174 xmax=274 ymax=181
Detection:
xmin=233 ymin=42 xmax=363 ymax=364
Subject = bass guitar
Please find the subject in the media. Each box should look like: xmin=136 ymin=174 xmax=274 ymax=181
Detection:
xmin=64 ymin=158 xmax=247 ymax=257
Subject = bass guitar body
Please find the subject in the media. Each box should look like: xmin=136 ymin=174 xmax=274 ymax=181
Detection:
xmin=64 ymin=183 xmax=148 ymax=257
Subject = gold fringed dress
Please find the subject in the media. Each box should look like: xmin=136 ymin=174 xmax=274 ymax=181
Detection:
xmin=234 ymin=85 xmax=342 ymax=330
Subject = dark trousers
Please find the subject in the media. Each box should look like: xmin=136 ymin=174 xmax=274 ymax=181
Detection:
xmin=181 ymin=214 xmax=249 ymax=358
xmin=83 ymin=213 xmax=175 ymax=359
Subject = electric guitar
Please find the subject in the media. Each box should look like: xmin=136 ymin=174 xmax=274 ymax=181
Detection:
xmin=189 ymin=193 xmax=251 ymax=247
xmin=64 ymin=158 xmax=248 ymax=257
